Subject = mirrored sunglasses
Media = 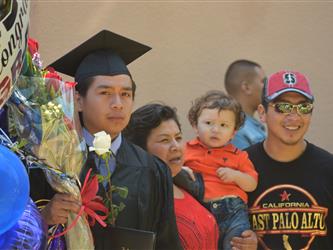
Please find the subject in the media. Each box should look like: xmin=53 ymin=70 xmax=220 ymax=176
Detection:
xmin=270 ymin=102 xmax=314 ymax=115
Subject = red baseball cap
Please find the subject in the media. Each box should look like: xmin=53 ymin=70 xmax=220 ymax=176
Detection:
xmin=264 ymin=70 xmax=314 ymax=102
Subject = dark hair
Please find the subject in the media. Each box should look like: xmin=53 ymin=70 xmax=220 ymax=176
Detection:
xmin=188 ymin=90 xmax=245 ymax=130
xmin=75 ymin=75 xmax=137 ymax=99
xmin=123 ymin=103 xmax=181 ymax=150
xmin=261 ymin=78 xmax=269 ymax=110
xmin=224 ymin=59 xmax=262 ymax=96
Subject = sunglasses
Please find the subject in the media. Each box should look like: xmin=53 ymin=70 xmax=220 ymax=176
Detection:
xmin=270 ymin=102 xmax=314 ymax=115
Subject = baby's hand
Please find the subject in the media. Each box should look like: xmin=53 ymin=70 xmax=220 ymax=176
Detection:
xmin=216 ymin=167 xmax=238 ymax=183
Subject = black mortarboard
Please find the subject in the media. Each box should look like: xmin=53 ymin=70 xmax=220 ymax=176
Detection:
xmin=49 ymin=30 xmax=151 ymax=83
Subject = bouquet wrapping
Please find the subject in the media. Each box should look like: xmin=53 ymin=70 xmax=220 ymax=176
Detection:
xmin=7 ymin=39 xmax=100 ymax=250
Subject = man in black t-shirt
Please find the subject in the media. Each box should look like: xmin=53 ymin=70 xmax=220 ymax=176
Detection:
xmin=244 ymin=70 xmax=333 ymax=249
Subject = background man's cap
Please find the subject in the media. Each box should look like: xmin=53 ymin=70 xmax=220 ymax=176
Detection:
xmin=49 ymin=29 xmax=151 ymax=83
xmin=264 ymin=70 xmax=314 ymax=102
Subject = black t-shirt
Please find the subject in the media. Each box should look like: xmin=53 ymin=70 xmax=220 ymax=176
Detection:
xmin=246 ymin=142 xmax=333 ymax=250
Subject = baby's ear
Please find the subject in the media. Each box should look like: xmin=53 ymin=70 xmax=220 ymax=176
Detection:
xmin=192 ymin=124 xmax=199 ymax=135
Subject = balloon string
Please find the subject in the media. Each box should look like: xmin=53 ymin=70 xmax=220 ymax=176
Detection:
xmin=47 ymin=224 xmax=64 ymax=245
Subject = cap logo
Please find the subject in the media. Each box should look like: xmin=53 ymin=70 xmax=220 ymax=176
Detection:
xmin=283 ymin=73 xmax=297 ymax=87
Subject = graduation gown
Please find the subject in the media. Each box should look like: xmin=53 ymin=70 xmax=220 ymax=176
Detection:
xmin=30 ymin=136 xmax=182 ymax=250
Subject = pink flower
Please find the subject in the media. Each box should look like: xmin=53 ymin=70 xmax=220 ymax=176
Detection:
xmin=65 ymin=81 xmax=77 ymax=88
xmin=45 ymin=67 xmax=62 ymax=93
xmin=28 ymin=38 xmax=39 ymax=56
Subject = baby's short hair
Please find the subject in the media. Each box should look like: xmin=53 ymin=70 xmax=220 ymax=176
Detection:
xmin=188 ymin=90 xmax=245 ymax=130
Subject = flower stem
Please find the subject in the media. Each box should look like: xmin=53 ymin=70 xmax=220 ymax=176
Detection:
xmin=104 ymin=155 xmax=115 ymax=225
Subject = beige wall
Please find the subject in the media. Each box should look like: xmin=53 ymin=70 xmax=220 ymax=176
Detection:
xmin=30 ymin=1 xmax=333 ymax=152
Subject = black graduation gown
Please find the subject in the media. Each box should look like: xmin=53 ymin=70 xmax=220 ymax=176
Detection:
xmin=30 ymin=137 xmax=183 ymax=250
xmin=173 ymin=169 xmax=205 ymax=203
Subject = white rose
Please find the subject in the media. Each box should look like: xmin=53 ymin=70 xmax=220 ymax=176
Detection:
xmin=89 ymin=131 xmax=111 ymax=155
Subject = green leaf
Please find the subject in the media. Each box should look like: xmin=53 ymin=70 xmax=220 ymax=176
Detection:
xmin=16 ymin=139 xmax=28 ymax=149
xmin=118 ymin=202 xmax=126 ymax=212
xmin=96 ymin=174 xmax=107 ymax=183
xmin=49 ymin=85 xmax=56 ymax=99
xmin=101 ymin=152 xmax=111 ymax=161
xmin=111 ymin=186 xmax=128 ymax=198
xmin=106 ymin=214 xmax=115 ymax=224
xmin=103 ymin=198 xmax=111 ymax=208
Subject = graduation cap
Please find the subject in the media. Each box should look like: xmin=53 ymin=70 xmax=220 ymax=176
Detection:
xmin=49 ymin=29 xmax=151 ymax=83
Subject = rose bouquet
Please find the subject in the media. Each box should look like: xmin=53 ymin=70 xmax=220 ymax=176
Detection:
xmin=7 ymin=38 xmax=107 ymax=250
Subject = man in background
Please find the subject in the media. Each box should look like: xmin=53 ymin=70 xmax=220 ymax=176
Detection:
xmin=224 ymin=60 xmax=266 ymax=149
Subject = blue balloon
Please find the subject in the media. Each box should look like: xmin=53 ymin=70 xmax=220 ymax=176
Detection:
xmin=0 ymin=198 xmax=48 ymax=249
xmin=0 ymin=144 xmax=29 ymax=234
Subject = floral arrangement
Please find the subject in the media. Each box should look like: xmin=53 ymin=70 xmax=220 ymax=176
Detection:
xmin=7 ymin=38 xmax=107 ymax=250
xmin=89 ymin=131 xmax=128 ymax=225
xmin=8 ymin=38 xmax=84 ymax=184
